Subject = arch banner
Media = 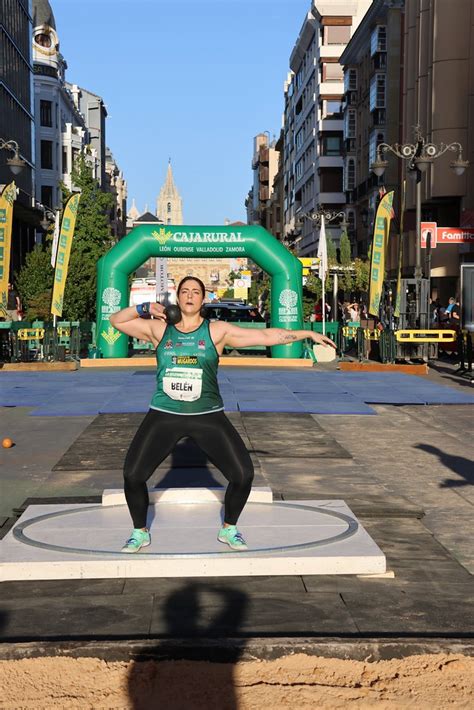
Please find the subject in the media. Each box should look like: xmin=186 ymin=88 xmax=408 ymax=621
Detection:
xmin=96 ymin=225 xmax=303 ymax=358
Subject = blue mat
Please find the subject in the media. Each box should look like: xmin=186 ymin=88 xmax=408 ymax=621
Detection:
xmin=1 ymin=368 xmax=473 ymax=416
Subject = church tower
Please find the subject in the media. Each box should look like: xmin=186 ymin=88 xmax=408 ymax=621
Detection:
xmin=156 ymin=161 xmax=183 ymax=225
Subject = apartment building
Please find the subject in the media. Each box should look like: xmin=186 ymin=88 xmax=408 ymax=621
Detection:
xmin=282 ymin=0 xmax=372 ymax=257
xmin=246 ymin=133 xmax=279 ymax=231
xmin=340 ymin=0 xmax=404 ymax=263
xmin=0 ymin=0 xmax=36 ymax=274
xmin=402 ymin=0 xmax=474 ymax=299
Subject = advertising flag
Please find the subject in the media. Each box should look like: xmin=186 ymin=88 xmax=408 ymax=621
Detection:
xmin=50 ymin=210 xmax=61 ymax=268
xmin=51 ymin=192 xmax=81 ymax=317
xmin=369 ymin=190 xmax=394 ymax=316
xmin=394 ymin=182 xmax=406 ymax=318
xmin=317 ymin=215 xmax=328 ymax=334
xmin=0 ymin=181 xmax=18 ymax=312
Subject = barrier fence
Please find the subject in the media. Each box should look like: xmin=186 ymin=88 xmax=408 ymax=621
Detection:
xmin=0 ymin=321 xmax=95 ymax=363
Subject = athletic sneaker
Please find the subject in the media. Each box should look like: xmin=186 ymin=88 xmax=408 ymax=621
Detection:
xmin=217 ymin=525 xmax=248 ymax=551
xmin=121 ymin=529 xmax=151 ymax=553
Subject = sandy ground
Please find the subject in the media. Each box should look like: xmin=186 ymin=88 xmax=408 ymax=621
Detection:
xmin=0 ymin=653 xmax=473 ymax=709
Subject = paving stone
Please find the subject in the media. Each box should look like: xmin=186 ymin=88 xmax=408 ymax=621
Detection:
xmin=340 ymin=589 xmax=474 ymax=634
xmin=123 ymin=576 xmax=306 ymax=596
xmin=0 ymin=578 xmax=125 ymax=599
xmin=0 ymin=594 xmax=154 ymax=641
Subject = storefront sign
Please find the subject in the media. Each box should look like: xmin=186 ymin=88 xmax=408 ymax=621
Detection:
xmin=421 ymin=222 xmax=474 ymax=248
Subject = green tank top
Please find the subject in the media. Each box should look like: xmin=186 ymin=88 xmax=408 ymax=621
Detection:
xmin=150 ymin=319 xmax=224 ymax=415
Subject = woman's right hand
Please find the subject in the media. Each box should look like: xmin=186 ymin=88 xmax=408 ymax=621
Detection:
xmin=150 ymin=302 xmax=166 ymax=320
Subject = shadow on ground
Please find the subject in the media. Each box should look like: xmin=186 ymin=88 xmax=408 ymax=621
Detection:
xmin=415 ymin=443 xmax=474 ymax=488
xmin=127 ymin=582 xmax=248 ymax=710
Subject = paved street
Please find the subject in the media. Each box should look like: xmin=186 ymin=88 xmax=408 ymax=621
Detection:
xmin=0 ymin=363 xmax=472 ymax=654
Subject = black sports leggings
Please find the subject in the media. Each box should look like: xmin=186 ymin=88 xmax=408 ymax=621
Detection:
xmin=123 ymin=409 xmax=254 ymax=528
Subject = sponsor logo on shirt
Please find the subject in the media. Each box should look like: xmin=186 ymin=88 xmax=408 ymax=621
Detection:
xmin=172 ymin=355 xmax=198 ymax=366
xmin=198 ymin=339 xmax=206 ymax=349
xmin=164 ymin=340 xmax=173 ymax=349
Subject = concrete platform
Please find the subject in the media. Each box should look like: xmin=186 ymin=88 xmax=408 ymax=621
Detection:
xmin=0 ymin=488 xmax=385 ymax=581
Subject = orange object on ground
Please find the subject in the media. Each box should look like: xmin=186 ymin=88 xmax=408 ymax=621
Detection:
xmin=2 ymin=438 xmax=14 ymax=448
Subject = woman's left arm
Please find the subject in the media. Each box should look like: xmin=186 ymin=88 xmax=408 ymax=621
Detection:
xmin=216 ymin=323 xmax=337 ymax=349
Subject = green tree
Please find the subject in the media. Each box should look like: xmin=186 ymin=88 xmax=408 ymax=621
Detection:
xmin=16 ymin=245 xmax=54 ymax=321
xmin=61 ymin=155 xmax=114 ymax=320
xmin=340 ymin=232 xmax=352 ymax=266
xmin=354 ymin=258 xmax=370 ymax=292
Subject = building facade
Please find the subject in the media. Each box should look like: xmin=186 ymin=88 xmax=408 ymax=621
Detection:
xmin=282 ymin=0 xmax=372 ymax=256
xmin=401 ymin=0 xmax=474 ymax=300
xmin=246 ymin=133 xmax=279 ymax=232
xmin=104 ymin=147 xmax=127 ymax=241
xmin=340 ymin=0 xmax=404 ymax=263
xmin=1 ymin=0 xmax=37 ymax=275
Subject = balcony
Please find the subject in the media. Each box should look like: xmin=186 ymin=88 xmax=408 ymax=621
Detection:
xmin=319 ymin=118 xmax=343 ymax=132
xmin=259 ymin=186 xmax=269 ymax=202
xmin=259 ymin=165 xmax=269 ymax=181
xmin=259 ymin=147 xmax=269 ymax=163
xmin=319 ymin=81 xmax=344 ymax=96
xmin=318 ymin=156 xmax=343 ymax=168
xmin=318 ymin=192 xmax=346 ymax=204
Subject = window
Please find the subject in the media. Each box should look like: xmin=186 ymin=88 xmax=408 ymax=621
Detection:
xmin=167 ymin=202 xmax=171 ymax=213
xmin=40 ymin=100 xmax=52 ymax=127
xmin=296 ymin=159 xmax=304 ymax=180
xmin=41 ymin=185 xmax=53 ymax=210
xmin=344 ymin=68 xmax=357 ymax=92
xmin=344 ymin=158 xmax=356 ymax=191
xmin=321 ymin=135 xmax=342 ymax=156
xmin=371 ymin=25 xmax=387 ymax=55
xmin=296 ymin=129 xmax=304 ymax=150
xmin=323 ymin=63 xmax=344 ymax=82
xmin=167 ymin=218 xmax=171 ymax=224
xmin=62 ymin=149 xmax=67 ymax=174
xmin=324 ymin=25 xmax=351 ymax=45
xmin=40 ymin=140 xmax=53 ymax=169
xmin=370 ymin=73 xmax=386 ymax=110
xmin=344 ymin=109 xmax=356 ymax=139
xmin=369 ymin=131 xmax=385 ymax=165
xmin=320 ymin=168 xmax=343 ymax=192
xmin=324 ymin=100 xmax=342 ymax=117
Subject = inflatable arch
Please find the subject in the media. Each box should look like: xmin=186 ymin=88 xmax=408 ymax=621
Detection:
xmin=96 ymin=224 xmax=304 ymax=358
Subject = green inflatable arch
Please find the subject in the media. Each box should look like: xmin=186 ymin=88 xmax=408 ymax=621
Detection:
xmin=96 ymin=224 xmax=304 ymax=358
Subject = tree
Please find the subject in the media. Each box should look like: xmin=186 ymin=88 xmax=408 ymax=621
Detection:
xmin=340 ymin=232 xmax=352 ymax=266
xmin=61 ymin=155 xmax=114 ymax=320
xmin=15 ymin=245 xmax=54 ymax=321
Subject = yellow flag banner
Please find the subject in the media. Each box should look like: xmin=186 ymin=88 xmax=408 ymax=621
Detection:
xmin=368 ymin=190 xmax=394 ymax=316
xmin=394 ymin=181 xmax=406 ymax=318
xmin=51 ymin=192 xmax=81 ymax=317
xmin=0 ymin=181 xmax=18 ymax=311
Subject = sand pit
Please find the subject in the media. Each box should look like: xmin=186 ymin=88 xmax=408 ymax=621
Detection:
xmin=0 ymin=652 xmax=473 ymax=708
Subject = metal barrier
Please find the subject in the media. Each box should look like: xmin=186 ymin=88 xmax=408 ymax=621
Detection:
xmin=395 ymin=329 xmax=457 ymax=343
xmin=456 ymin=330 xmax=473 ymax=381
xmin=0 ymin=321 xmax=92 ymax=363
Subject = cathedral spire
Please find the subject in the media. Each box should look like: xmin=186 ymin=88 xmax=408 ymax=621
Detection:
xmin=156 ymin=161 xmax=183 ymax=224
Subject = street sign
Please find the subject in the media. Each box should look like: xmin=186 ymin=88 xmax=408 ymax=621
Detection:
xmin=421 ymin=222 xmax=474 ymax=248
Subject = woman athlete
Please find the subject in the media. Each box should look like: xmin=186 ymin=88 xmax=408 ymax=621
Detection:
xmin=110 ymin=276 xmax=336 ymax=553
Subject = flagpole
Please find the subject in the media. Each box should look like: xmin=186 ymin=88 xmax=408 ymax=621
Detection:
xmin=320 ymin=215 xmax=326 ymax=336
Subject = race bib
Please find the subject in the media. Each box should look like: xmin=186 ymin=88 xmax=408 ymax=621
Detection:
xmin=163 ymin=367 xmax=203 ymax=401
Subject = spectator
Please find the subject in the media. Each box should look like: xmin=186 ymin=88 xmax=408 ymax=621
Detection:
xmin=5 ymin=283 xmax=21 ymax=321
xmin=348 ymin=302 xmax=360 ymax=323
xmin=314 ymin=299 xmax=330 ymax=322
xmin=449 ymin=297 xmax=461 ymax=326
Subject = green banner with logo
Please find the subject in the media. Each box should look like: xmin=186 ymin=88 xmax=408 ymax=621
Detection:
xmin=51 ymin=193 xmax=81 ymax=317
xmin=0 ymin=182 xmax=17 ymax=313
xmin=369 ymin=191 xmax=394 ymax=317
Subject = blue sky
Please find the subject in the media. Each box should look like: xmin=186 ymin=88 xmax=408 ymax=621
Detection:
xmin=52 ymin=0 xmax=311 ymax=223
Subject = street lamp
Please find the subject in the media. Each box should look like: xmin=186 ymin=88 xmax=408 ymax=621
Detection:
xmin=300 ymin=206 xmax=348 ymax=325
xmin=370 ymin=125 xmax=469 ymax=327
xmin=0 ymin=138 xmax=26 ymax=175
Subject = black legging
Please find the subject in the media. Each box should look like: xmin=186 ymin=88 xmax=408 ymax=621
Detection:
xmin=123 ymin=409 xmax=254 ymax=528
